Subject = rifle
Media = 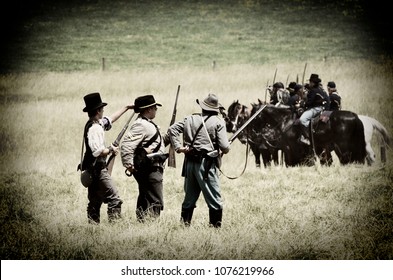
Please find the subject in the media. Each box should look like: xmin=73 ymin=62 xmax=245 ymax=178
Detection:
xmin=107 ymin=111 xmax=135 ymax=175
xmin=272 ymin=68 xmax=277 ymax=85
xmin=264 ymin=79 xmax=269 ymax=104
xmin=228 ymin=104 xmax=267 ymax=144
xmin=301 ymin=62 xmax=307 ymax=85
xmin=167 ymin=85 xmax=181 ymax=168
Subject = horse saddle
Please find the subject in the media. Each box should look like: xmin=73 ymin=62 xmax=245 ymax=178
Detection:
xmin=291 ymin=111 xmax=333 ymax=129
xmin=312 ymin=111 xmax=333 ymax=126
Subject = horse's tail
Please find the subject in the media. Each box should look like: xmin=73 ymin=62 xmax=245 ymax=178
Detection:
xmin=354 ymin=116 xmax=367 ymax=163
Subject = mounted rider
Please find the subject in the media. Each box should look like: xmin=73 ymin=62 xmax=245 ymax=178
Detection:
xmin=299 ymin=74 xmax=330 ymax=145
xmin=327 ymin=81 xmax=341 ymax=111
xmin=268 ymin=82 xmax=285 ymax=105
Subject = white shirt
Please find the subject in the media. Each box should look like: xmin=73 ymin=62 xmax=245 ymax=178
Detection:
xmin=87 ymin=116 xmax=112 ymax=157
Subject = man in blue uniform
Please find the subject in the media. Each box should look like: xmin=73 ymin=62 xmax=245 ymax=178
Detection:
xmin=299 ymin=74 xmax=330 ymax=145
xmin=327 ymin=81 xmax=341 ymax=111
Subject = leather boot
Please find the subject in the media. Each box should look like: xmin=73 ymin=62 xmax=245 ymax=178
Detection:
xmin=180 ymin=207 xmax=194 ymax=226
xmin=152 ymin=205 xmax=162 ymax=218
xmin=108 ymin=207 xmax=122 ymax=223
xmin=87 ymin=206 xmax=100 ymax=224
xmin=209 ymin=208 xmax=222 ymax=228
xmin=88 ymin=212 xmax=100 ymax=224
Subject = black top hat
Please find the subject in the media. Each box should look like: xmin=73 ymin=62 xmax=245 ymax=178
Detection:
xmin=309 ymin=73 xmax=321 ymax=83
xmin=83 ymin=92 xmax=107 ymax=112
xmin=134 ymin=95 xmax=162 ymax=113
xmin=327 ymin=81 xmax=336 ymax=88
xmin=196 ymin=93 xmax=222 ymax=113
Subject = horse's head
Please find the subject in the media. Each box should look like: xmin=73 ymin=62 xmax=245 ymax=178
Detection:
xmin=225 ymin=100 xmax=249 ymax=133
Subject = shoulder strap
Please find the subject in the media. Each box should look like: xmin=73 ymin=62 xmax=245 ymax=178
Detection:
xmin=78 ymin=132 xmax=84 ymax=172
xmin=201 ymin=115 xmax=215 ymax=151
xmin=141 ymin=117 xmax=161 ymax=153
xmin=78 ymin=120 xmax=95 ymax=171
xmin=190 ymin=114 xmax=213 ymax=148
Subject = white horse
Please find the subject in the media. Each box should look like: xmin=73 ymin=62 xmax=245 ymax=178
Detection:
xmin=358 ymin=115 xmax=391 ymax=165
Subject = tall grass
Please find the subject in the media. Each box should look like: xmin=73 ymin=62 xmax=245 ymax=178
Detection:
xmin=1 ymin=61 xmax=392 ymax=259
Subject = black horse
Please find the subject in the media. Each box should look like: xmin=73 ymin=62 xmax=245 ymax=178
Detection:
xmin=226 ymin=100 xmax=279 ymax=167
xmin=250 ymin=103 xmax=367 ymax=166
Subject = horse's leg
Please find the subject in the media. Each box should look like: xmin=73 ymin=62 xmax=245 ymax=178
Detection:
xmin=272 ymin=149 xmax=279 ymax=166
xmin=334 ymin=143 xmax=352 ymax=164
xmin=365 ymin=142 xmax=375 ymax=165
xmin=325 ymin=149 xmax=333 ymax=166
xmin=250 ymin=144 xmax=261 ymax=168
xmin=261 ymin=149 xmax=271 ymax=168
xmin=255 ymin=150 xmax=261 ymax=168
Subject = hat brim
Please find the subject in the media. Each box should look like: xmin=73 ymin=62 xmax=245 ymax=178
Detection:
xmin=135 ymin=102 xmax=162 ymax=113
xmin=196 ymin=99 xmax=221 ymax=112
xmin=83 ymin=102 xmax=107 ymax=112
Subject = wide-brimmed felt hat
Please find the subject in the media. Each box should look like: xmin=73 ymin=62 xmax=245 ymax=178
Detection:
xmin=83 ymin=92 xmax=107 ymax=112
xmin=134 ymin=94 xmax=162 ymax=113
xmin=309 ymin=73 xmax=321 ymax=83
xmin=196 ymin=93 xmax=222 ymax=113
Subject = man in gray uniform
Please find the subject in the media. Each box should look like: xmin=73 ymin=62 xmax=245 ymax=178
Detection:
xmin=168 ymin=93 xmax=230 ymax=228
xmin=121 ymin=95 xmax=166 ymax=222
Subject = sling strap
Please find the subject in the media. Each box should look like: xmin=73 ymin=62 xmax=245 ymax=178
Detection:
xmin=189 ymin=114 xmax=213 ymax=149
xmin=141 ymin=117 xmax=161 ymax=153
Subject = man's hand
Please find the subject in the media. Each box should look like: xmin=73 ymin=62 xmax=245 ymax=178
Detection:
xmin=125 ymin=163 xmax=136 ymax=176
xmin=176 ymin=146 xmax=191 ymax=154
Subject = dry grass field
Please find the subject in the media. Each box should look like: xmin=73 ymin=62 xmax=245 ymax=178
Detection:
xmin=1 ymin=60 xmax=392 ymax=260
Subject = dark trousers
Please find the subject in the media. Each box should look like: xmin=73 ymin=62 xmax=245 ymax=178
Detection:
xmin=87 ymin=169 xmax=122 ymax=224
xmin=133 ymin=167 xmax=164 ymax=222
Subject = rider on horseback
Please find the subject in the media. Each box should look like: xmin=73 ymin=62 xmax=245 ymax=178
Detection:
xmin=299 ymin=74 xmax=330 ymax=145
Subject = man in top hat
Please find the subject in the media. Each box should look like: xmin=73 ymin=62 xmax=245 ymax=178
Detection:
xmin=299 ymin=74 xmax=330 ymax=145
xmin=80 ymin=92 xmax=134 ymax=224
xmin=168 ymin=93 xmax=230 ymax=228
xmin=327 ymin=81 xmax=341 ymax=111
xmin=121 ymin=94 xmax=166 ymax=222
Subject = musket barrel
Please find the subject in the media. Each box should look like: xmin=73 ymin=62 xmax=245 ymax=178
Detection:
xmin=112 ymin=112 xmax=135 ymax=147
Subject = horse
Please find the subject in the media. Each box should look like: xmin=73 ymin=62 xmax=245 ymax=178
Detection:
xmin=225 ymin=100 xmax=279 ymax=167
xmin=358 ymin=115 xmax=391 ymax=165
xmin=249 ymin=103 xmax=367 ymax=166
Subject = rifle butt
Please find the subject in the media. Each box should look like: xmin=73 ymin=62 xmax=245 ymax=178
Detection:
xmin=167 ymin=146 xmax=176 ymax=168
xmin=106 ymin=154 xmax=116 ymax=175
